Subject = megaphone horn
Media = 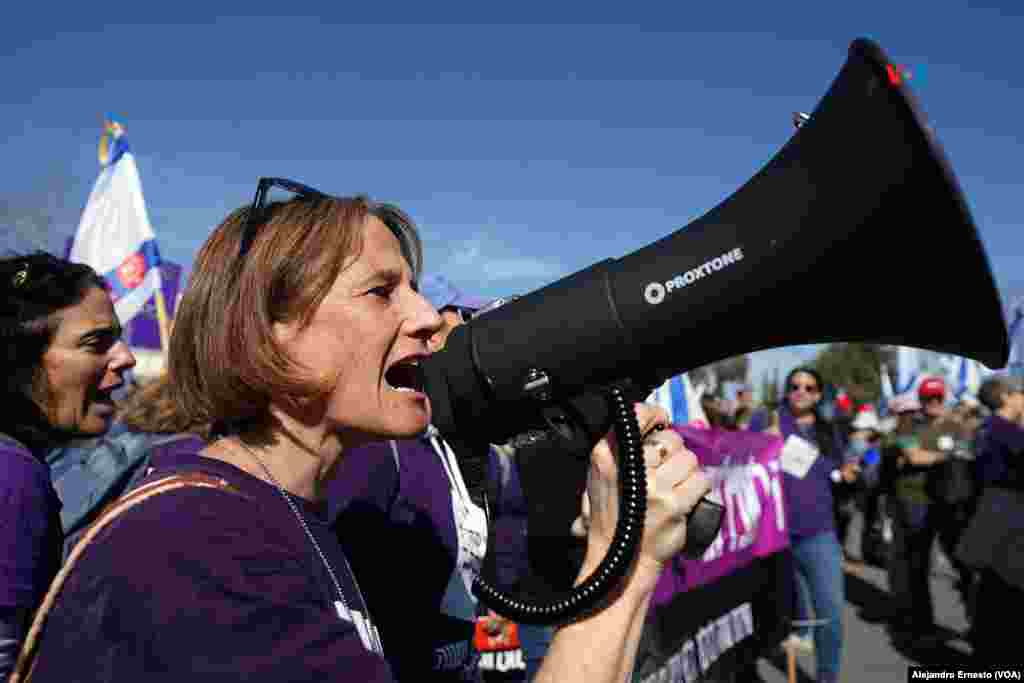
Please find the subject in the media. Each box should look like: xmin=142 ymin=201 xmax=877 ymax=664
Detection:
xmin=449 ymin=37 xmax=1008 ymax=426
xmin=423 ymin=37 xmax=1009 ymax=626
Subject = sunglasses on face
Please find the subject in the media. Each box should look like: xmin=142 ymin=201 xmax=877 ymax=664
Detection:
xmin=922 ymin=396 xmax=945 ymax=404
xmin=789 ymin=383 xmax=819 ymax=394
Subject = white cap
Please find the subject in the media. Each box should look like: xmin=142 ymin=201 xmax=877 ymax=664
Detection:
xmin=851 ymin=408 xmax=881 ymax=432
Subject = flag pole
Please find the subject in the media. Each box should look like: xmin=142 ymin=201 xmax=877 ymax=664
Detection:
xmin=153 ymin=282 xmax=171 ymax=358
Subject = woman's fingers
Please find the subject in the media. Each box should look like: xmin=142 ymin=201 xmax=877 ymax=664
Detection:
xmin=642 ymin=427 xmax=683 ymax=471
xmin=653 ymin=443 xmax=697 ymax=488
xmin=635 ymin=403 xmax=670 ymax=439
xmin=663 ymin=455 xmax=712 ymax=517
xmin=606 ymin=403 xmax=670 ymax=455
xmin=571 ymin=491 xmax=591 ymax=538
xmin=647 ymin=432 xmax=709 ymax=511
xmin=582 ymin=401 xmax=713 ymax=568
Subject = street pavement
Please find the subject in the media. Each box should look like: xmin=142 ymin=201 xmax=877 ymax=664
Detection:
xmin=755 ymin=512 xmax=975 ymax=683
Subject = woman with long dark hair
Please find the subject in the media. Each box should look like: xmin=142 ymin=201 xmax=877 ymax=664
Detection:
xmin=749 ymin=366 xmax=847 ymax=683
xmin=0 ymin=252 xmax=134 ymax=677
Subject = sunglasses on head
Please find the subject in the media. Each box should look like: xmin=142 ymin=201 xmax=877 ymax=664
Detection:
xmin=789 ymin=383 xmax=819 ymax=393
xmin=238 ymin=177 xmax=326 ymax=260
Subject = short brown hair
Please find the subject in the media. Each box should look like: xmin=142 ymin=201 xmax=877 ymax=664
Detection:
xmin=167 ymin=194 xmax=422 ymax=431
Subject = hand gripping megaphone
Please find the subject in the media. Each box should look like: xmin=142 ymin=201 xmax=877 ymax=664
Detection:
xmin=421 ymin=37 xmax=1010 ymax=624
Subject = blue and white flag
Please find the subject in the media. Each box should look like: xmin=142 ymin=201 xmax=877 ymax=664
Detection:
xmin=70 ymin=119 xmax=162 ymax=325
xmin=1008 ymin=302 xmax=1024 ymax=378
xmin=952 ymin=356 xmax=982 ymax=402
xmin=894 ymin=346 xmax=921 ymax=396
xmin=879 ymin=363 xmax=895 ymax=415
xmin=648 ymin=373 xmax=708 ymax=427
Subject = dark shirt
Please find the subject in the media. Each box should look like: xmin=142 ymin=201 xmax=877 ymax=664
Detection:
xmin=890 ymin=417 xmax=964 ymax=505
xmin=0 ymin=435 xmax=62 ymax=611
xmin=748 ymin=406 xmax=842 ymax=540
xmin=328 ymin=437 xmax=486 ymax=682
xmin=31 ymin=437 xmax=394 ymax=683
xmin=513 ymin=432 xmax=588 ymax=601
xmin=486 ymin=447 xmax=529 ymax=594
xmin=976 ymin=414 xmax=1024 ymax=491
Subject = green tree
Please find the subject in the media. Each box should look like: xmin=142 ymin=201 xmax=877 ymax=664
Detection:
xmin=812 ymin=343 xmax=888 ymax=405
xmin=760 ymin=372 xmax=780 ymax=410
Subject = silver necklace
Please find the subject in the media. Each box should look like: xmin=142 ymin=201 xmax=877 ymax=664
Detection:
xmin=233 ymin=438 xmax=384 ymax=655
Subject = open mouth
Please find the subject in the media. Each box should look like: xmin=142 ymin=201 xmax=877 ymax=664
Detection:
xmin=385 ymin=357 xmax=425 ymax=394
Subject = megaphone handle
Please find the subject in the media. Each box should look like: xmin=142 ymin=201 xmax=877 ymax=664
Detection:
xmin=680 ymin=495 xmax=724 ymax=560
xmin=473 ymin=384 xmax=648 ymax=625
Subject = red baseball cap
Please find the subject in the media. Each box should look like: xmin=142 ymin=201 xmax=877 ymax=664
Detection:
xmin=918 ymin=377 xmax=946 ymax=400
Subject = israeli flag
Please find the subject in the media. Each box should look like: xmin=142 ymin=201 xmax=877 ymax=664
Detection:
xmin=648 ymin=373 xmax=708 ymax=427
xmin=70 ymin=119 xmax=161 ymax=324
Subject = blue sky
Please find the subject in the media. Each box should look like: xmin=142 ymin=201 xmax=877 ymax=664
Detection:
xmin=3 ymin=2 xmax=1022 ymax=390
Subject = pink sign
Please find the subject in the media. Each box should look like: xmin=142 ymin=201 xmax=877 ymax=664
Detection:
xmin=653 ymin=426 xmax=789 ymax=606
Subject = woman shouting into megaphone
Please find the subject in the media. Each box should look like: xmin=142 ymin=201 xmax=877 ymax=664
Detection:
xmin=18 ymin=184 xmax=709 ymax=683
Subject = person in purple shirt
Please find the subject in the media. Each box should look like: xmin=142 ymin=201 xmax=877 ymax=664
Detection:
xmin=975 ymin=374 xmax=1024 ymax=490
xmin=23 ymin=182 xmax=710 ymax=683
xmin=327 ymin=279 xmax=536 ymax=682
xmin=329 ymin=436 xmax=520 ymax=682
xmin=749 ymin=366 xmax=848 ymax=683
xmin=967 ymin=374 xmax=1024 ymax=663
xmin=0 ymin=252 xmax=135 ymax=679
xmin=327 ymin=276 xmax=498 ymax=682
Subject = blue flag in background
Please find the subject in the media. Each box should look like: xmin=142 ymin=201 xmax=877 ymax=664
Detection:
xmin=952 ymin=355 xmax=989 ymax=402
xmin=895 ymin=346 xmax=921 ymax=395
xmin=648 ymin=373 xmax=708 ymax=426
xmin=1007 ymin=302 xmax=1024 ymax=378
xmin=70 ymin=119 xmax=162 ymax=325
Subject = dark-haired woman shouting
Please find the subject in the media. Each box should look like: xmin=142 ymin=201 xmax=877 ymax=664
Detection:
xmin=0 ymin=252 xmax=134 ymax=677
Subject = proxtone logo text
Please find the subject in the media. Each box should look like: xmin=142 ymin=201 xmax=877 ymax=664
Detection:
xmin=644 ymin=247 xmax=745 ymax=305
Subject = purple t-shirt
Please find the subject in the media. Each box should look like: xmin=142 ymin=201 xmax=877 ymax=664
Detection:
xmin=486 ymin=449 xmax=528 ymax=594
xmin=30 ymin=437 xmax=395 ymax=683
xmin=749 ymin=407 xmax=841 ymax=540
xmin=327 ymin=437 xmax=482 ymax=682
xmin=0 ymin=437 xmax=62 ymax=610
xmin=977 ymin=414 xmax=1024 ymax=490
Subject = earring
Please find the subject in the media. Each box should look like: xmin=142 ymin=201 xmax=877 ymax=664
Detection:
xmin=11 ymin=265 xmax=29 ymax=288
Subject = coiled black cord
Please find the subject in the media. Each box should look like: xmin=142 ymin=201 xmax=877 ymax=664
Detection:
xmin=472 ymin=385 xmax=647 ymax=625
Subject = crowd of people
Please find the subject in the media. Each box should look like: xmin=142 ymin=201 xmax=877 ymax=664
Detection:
xmin=1 ymin=186 xmax=1021 ymax=682
xmin=699 ymin=363 xmax=1024 ymax=679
